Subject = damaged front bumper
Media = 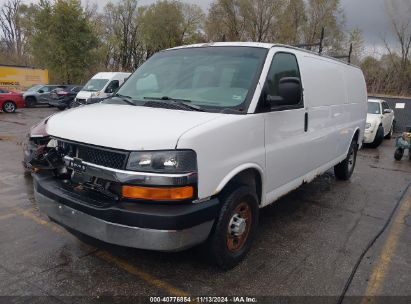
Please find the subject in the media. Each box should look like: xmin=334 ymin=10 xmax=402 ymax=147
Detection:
xmin=34 ymin=174 xmax=220 ymax=251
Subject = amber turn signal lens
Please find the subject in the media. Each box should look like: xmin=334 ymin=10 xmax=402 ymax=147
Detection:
xmin=122 ymin=185 xmax=194 ymax=201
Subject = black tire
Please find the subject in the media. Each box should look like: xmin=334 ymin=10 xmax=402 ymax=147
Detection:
xmin=334 ymin=139 xmax=358 ymax=181
xmin=25 ymin=97 xmax=36 ymax=108
xmin=207 ymin=185 xmax=259 ymax=270
xmin=394 ymin=148 xmax=404 ymax=161
xmin=370 ymin=125 xmax=384 ymax=148
xmin=385 ymin=123 xmax=393 ymax=139
xmin=2 ymin=101 xmax=16 ymax=113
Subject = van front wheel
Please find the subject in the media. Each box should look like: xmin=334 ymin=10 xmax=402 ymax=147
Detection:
xmin=208 ymin=185 xmax=259 ymax=270
xmin=334 ymin=140 xmax=358 ymax=181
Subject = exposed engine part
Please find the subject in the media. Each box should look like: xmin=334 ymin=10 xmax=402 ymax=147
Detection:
xmin=28 ymin=145 xmax=64 ymax=171
xmin=26 ymin=135 xmax=121 ymax=201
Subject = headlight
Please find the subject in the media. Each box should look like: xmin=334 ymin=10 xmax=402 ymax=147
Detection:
xmin=365 ymin=123 xmax=372 ymax=129
xmin=126 ymin=150 xmax=197 ymax=174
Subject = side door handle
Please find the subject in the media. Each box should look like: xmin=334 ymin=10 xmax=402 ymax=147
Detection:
xmin=304 ymin=112 xmax=308 ymax=132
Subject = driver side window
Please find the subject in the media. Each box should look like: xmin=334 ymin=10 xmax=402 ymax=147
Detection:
xmin=105 ymin=80 xmax=120 ymax=93
xmin=265 ymin=52 xmax=303 ymax=110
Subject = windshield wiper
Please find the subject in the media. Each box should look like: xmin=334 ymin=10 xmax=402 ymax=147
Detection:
xmin=112 ymin=94 xmax=137 ymax=106
xmin=143 ymin=96 xmax=194 ymax=102
xmin=143 ymin=96 xmax=204 ymax=112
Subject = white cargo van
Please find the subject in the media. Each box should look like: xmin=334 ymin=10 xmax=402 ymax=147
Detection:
xmin=75 ymin=72 xmax=131 ymax=103
xmin=33 ymin=43 xmax=367 ymax=269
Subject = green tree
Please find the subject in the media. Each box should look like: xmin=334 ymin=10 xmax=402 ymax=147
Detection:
xmin=140 ymin=0 xmax=204 ymax=56
xmin=303 ymin=0 xmax=345 ymax=53
xmin=277 ymin=0 xmax=306 ymax=44
xmin=30 ymin=0 xmax=98 ymax=84
xmin=205 ymin=0 xmax=245 ymax=42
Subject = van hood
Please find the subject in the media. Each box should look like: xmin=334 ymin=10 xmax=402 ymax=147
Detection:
xmin=46 ymin=104 xmax=223 ymax=150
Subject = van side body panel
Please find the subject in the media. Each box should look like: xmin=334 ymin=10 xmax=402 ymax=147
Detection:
xmin=176 ymin=115 xmax=266 ymax=201
xmin=264 ymin=49 xmax=366 ymax=206
xmin=298 ymin=54 xmax=366 ymax=160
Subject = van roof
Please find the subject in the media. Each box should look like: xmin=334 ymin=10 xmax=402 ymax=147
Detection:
xmin=168 ymin=42 xmax=358 ymax=68
xmin=92 ymin=72 xmax=131 ymax=79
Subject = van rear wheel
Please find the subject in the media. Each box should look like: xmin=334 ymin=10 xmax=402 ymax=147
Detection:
xmin=208 ymin=185 xmax=259 ymax=270
xmin=334 ymin=139 xmax=358 ymax=181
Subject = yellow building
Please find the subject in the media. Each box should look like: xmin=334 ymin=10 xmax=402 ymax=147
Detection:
xmin=0 ymin=64 xmax=49 ymax=91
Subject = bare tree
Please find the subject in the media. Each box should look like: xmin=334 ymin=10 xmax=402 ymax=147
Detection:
xmin=180 ymin=3 xmax=205 ymax=44
xmin=384 ymin=0 xmax=411 ymax=94
xmin=239 ymin=0 xmax=285 ymax=42
xmin=205 ymin=0 xmax=246 ymax=41
xmin=0 ymin=0 xmax=26 ymax=64
xmin=103 ymin=0 xmax=141 ymax=71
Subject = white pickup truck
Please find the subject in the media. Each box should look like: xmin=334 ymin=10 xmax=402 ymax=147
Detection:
xmin=32 ymin=42 xmax=367 ymax=269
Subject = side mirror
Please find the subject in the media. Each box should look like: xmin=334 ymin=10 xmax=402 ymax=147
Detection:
xmin=106 ymin=88 xmax=114 ymax=93
xmin=38 ymin=90 xmax=44 ymax=94
xmin=383 ymin=109 xmax=392 ymax=114
xmin=266 ymin=77 xmax=302 ymax=107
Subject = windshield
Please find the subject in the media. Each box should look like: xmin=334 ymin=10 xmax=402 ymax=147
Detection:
xmin=368 ymin=102 xmax=381 ymax=114
xmin=82 ymin=79 xmax=109 ymax=92
xmin=115 ymin=47 xmax=267 ymax=112
xmin=27 ymin=85 xmax=43 ymax=92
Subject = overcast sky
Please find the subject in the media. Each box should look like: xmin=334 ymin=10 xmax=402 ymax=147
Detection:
xmin=3 ymin=0 xmax=401 ymax=55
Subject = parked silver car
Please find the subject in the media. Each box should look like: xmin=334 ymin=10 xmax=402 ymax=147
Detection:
xmin=23 ymin=85 xmax=67 ymax=107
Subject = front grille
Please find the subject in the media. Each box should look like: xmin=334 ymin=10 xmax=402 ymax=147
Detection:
xmin=58 ymin=140 xmax=128 ymax=170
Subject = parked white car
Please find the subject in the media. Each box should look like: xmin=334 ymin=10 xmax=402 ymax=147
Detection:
xmin=75 ymin=72 xmax=131 ymax=104
xmin=33 ymin=42 xmax=367 ymax=269
xmin=364 ymin=99 xmax=395 ymax=148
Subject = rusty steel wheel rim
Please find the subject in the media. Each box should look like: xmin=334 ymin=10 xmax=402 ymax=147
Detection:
xmin=227 ymin=202 xmax=252 ymax=253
